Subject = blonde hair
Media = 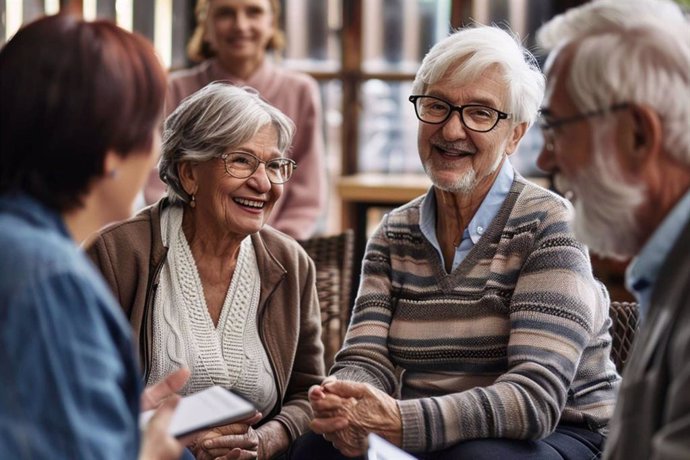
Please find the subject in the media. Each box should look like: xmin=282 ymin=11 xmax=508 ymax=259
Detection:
xmin=187 ymin=0 xmax=285 ymax=63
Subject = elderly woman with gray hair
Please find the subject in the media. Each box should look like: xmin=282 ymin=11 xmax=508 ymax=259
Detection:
xmin=87 ymin=82 xmax=325 ymax=460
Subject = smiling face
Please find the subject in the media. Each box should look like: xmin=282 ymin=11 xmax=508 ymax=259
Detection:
xmin=205 ymin=0 xmax=275 ymax=66
xmin=180 ymin=124 xmax=283 ymax=239
xmin=418 ymin=64 xmax=526 ymax=194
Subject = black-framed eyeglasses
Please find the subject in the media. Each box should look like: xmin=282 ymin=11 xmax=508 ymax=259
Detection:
xmin=539 ymin=103 xmax=630 ymax=151
xmin=220 ymin=151 xmax=296 ymax=184
xmin=409 ymin=95 xmax=512 ymax=133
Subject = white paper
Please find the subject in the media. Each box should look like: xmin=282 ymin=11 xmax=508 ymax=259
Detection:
xmin=367 ymin=433 xmax=418 ymax=460
xmin=139 ymin=385 xmax=256 ymax=437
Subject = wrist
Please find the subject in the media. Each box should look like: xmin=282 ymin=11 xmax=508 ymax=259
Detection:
xmin=257 ymin=421 xmax=289 ymax=460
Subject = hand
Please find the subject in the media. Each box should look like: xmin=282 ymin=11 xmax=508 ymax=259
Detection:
xmin=141 ymin=368 xmax=191 ymax=411
xmin=309 ymin=380 xmax=402 ymax=457
xmin=139 ymin=395 xmax=184 ymax=460
xmin=194 ymin=412 xmax=263 ymax=460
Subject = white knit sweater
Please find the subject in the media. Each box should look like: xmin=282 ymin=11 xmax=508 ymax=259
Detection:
xmin=147 ymin=207 xmax=277 ymax=415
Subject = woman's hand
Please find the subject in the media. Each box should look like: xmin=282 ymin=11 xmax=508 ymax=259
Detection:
xmin=141 ymin=368 xmax=190 ymax=411
xmin=309 ymin=380 xmax=403 ymax=457
xmin=192 ymin=412 xmax=262 ymax=460
xmin=139 ymin=396 xmax=185 ymax=460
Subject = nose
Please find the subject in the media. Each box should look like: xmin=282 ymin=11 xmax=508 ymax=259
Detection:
xmin=246 ymin=163 xmax=272 ymax=192
xmin=234 ymin=10 xmax=249 ymax=30
xmin=536 ymin=141 xmax=556 ymax=173
xmin=441 ymin=110 xmax=468 ymax=141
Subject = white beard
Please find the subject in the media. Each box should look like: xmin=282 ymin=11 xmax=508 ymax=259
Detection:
xmin=425 ymin=150 xmax=504 ymax=194
xmin=558 ymin=120 xmax=646 ymax=260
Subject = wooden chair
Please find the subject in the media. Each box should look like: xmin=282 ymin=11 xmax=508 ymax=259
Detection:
xmin=608 ymin=301 xmax=640 ymax=373
xmin=298 ymin=230 xmax=355 ymax=370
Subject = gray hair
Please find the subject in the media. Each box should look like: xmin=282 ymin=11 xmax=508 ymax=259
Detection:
xmin=411 ymin=25 xmax=545 ymax=126
xmin=537 ymin=0 xmax=690 ymax=166
xmin=160 ymin=82 xmax=295 ymax=205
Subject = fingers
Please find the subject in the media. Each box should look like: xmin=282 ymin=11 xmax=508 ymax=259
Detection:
xmin=322 ymin=380 xmax=369 ymax=399
xmin=309 ymin=416 xmax=349 ymax=434
xmin=211 ymin=448 xmax=258 ymax=460
xmin=202 ymin=434 xmax=259 ymax=452
xmin=239 ymin=411 xmax=262 ymax=426
xmin=147 ymin=394 xmax=180 ymax=433
xmin=141 ymin=367 xmax=190 ymax=411
xmin=140 ymin=395 xmax=184 ymax=460
xmin=208 ymin=412 xmax=261 ymax=436
xmin=308 ymin=384 xmax=326 ymax=402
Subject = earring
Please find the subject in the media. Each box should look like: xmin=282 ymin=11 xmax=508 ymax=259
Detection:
xmin=189 ymin=194 xmax=196 ymax=209
xmin=108 ymin=169 xmax=118 ymax=178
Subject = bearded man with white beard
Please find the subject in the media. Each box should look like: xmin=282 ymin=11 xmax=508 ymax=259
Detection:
xmin=536 ymin=1 xmax=690 ymax=459
xmin=288 ymin=25 xmax=620 ymax=460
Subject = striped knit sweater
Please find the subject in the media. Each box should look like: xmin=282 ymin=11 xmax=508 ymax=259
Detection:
xmin=332 ymin=176 xmax=621 ymax=452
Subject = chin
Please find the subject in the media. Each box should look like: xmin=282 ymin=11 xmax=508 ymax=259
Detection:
xmin=573 ymin=198 xmax=641 ymax=261
xmin=425 ymin=165 xmax=476 ymax=194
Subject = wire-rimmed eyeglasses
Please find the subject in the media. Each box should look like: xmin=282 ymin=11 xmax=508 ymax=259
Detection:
xmin=539 ymin=103 xmax=630 ymax=152
xmin=220 ymin=151 xmax=297 ymax=184
xmin=409 ymin=95 xmax=512 ymax=133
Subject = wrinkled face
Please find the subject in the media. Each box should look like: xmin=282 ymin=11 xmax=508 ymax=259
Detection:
xmin=189 ymin=124 xmax=283 ymax=237
xmin=537 ymin=52 xmax=645 ymax=260
xmin=205 ymin=0 xmax=274 ymax=64
xmin=417 ymin=64 xmax=525 ymax=194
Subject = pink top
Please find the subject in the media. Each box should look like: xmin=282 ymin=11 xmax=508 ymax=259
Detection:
xmin=144 ymin=59 xmax=326 ymax=240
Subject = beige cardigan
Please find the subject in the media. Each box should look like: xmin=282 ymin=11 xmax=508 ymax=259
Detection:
xmin=86 ymin=199 xmax=325 ymax=442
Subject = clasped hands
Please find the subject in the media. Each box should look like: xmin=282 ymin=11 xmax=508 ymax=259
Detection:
xmin=308 ymin=377 xmax=403 ymax=457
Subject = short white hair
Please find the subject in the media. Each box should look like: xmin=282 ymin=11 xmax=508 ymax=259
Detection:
xmin=537 ymin=0 xmax=690 ymax=166
xmin=160 ymin=83 xmax=295 ymax=205
xmin=412 ymin=25 xmax=545 ymax=126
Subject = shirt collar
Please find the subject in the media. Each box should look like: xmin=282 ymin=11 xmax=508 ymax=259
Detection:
xmin=420 ymin=158 xmax=514 ymax=246
xmin=626 ymin=188 xmax=690 ymax=319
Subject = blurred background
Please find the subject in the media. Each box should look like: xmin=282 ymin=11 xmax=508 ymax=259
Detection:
xmin=4 ymin=0 xmax=688 ymax=301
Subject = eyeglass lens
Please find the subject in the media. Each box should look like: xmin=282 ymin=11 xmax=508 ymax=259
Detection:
xmin=223 ymin=152 xmax=295 ymax=184
xmin=414 ymin=96 xmax=501 ymax=132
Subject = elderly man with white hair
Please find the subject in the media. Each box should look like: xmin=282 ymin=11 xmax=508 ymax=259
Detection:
xmin=536 ymin=0 xmax=690 ymax=459
xmin=288 ymin=23 xmax=620 ymax=460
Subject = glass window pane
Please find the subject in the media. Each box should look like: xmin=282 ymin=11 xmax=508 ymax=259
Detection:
xmin=358 ymin=80 xmax=421 ymax=174
xmin=362 ymin=0 xmax=450 ymax=74
xmin=282 ymin=0 xmax=341 ymax=72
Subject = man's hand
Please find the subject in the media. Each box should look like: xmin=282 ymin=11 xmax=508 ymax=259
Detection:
xmin=141 ymin=368 xmax=191 ymax=411
xmin=309 ymin=380 xmax=402 ymax=457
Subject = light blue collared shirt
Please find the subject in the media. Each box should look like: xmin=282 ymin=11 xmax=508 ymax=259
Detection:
xmin=625 ymin=189 xmax=690 ymax=321
xmin=420 ymin=159 xmax=514 ymax=273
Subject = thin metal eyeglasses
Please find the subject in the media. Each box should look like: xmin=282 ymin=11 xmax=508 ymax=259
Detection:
xmin=220 ymin=151 xmax=297 ymax=184
xmin=539 ymin=103 xmax=630 ymax=152
xmin=409 ymin=95 xmax=512 ymax=133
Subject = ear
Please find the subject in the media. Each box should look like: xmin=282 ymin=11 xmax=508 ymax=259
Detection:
xmin=177 ymin=161 xmax=198 ymax=197
xmin=505 ymin=122 xmax=529 ymax=156
xmin=616 ymin=104 xmax=662 ymax=175
xmin=103 ymin=150 xmax=122 ymax=178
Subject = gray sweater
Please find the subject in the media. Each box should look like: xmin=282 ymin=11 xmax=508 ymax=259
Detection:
xmin=332 ymin=176 xmax=620 ymax=452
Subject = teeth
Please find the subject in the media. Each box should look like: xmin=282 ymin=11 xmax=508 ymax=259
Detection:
xmin=234 ymin=198 xmax=264 ymax=208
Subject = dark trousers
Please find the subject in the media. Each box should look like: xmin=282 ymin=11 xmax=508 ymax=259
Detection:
xmin=287 ymin=424 xmax=604 ymax=460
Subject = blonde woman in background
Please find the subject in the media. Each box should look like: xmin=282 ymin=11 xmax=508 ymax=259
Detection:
xmin=144 ymin=0 xmax=326 ymax=241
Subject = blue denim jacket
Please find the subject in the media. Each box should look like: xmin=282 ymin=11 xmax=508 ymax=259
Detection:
xmin=0 ymin=193 xmax=141 ymax=459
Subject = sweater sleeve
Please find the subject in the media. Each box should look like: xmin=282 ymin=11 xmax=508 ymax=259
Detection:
xmin=267 ymin=76 xmax=326 ymax=239
xmin=271 ymin=250 xmax=326 ymax=440
xmin=397 ymin=201 xmax=607 ymax=452
xmin=331 ymin=215 xmax=399 ymax=393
